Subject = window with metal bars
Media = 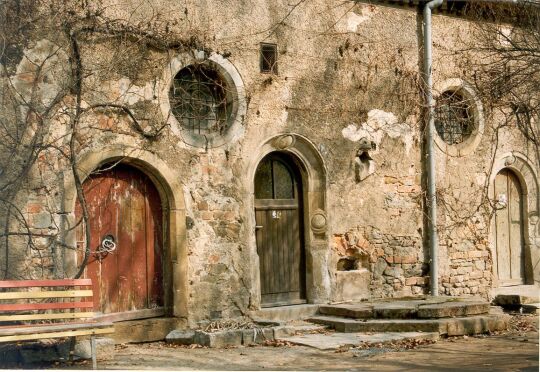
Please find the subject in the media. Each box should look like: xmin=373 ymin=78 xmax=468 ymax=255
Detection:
xmin=260 ymin=43 xmax=278 ymax=74
xmin=170 ymin=64 xmax=232 ymax=135
xmin=435 ymin=90 xmax=474 ymax=145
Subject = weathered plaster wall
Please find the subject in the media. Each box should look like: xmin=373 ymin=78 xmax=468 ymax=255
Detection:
xmin=0 ymin=0 xmax=537 ymax=326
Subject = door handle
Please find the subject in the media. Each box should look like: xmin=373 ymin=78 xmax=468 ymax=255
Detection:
xmin=255 ymin=225 xmax=263 ymax=230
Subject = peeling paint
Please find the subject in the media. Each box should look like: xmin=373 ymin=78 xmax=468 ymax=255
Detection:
xmin=336 ymin=9 xmax=376 ymax=33
xmin=342 ymin=109 xmax=414 ymax=154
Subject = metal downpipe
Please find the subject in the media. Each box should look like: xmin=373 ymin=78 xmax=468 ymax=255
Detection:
xmin=423 ymin=0 xmax=443 ymax=296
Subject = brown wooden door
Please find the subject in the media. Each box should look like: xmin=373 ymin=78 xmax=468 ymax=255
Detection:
xmin=494 ymin=169 xmax=525 ymax=286
xmin=75 ymin=164 xmax=163 ymax=313
xmin=254 ymin=153 xmax=306 ymax=306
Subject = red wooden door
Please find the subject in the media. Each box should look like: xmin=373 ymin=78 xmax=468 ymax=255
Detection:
xmin=254 ymin=153 xmax=306 ymax=307
xmin=75 ymin=164 xmax=163 ymax=313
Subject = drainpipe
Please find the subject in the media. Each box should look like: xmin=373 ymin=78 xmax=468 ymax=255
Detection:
xmin=423 ymin=0 xmax=443 ymax=297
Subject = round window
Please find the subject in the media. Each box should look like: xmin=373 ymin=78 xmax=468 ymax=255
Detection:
xmin=434 ymin=90 xmax=474 ymax=145
xmin=162 ymin=53 xmax=246 ymax=148
xmin=170 ymin=64 xmax=233 ymax=137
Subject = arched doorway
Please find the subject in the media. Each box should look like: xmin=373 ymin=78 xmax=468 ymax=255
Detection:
xmin=494 ymin=169 xmax=525 ymax=285
xmin=254 ymin=152 xmax=306 ymax=306
xmin=75 ymin=163 xmax=164 ymax=314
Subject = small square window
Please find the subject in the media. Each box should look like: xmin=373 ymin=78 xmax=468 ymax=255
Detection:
xmin=260 ymin=43 xmax=278 ymax=74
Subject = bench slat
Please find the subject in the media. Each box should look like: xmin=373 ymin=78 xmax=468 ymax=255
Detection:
xmin=0 ymin=327 xmax=114 ymax=343
xmin=0 ymin=290 xmax=93 ymax=300
xmin=0 ymin=312 xmax=95 ymax=322
xmin=0 ymin=322 xmax=113 ymax=336
xmin=0 ymin=301 xmax=94 ymax=312
xmin=0 ymin=279 xmax=92 ymax=288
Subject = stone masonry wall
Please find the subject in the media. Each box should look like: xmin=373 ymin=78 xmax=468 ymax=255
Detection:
xmin=0 ymin=0 xmax=537 ymax=325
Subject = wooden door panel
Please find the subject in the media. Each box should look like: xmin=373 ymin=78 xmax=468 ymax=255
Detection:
xmin=255 ymin=154 xmax=306 ymax=307
xmin=146 ymin=183 xmax=163 ymax=308
xmin=76 ymin=165 xmax=163 ymax=314
xmin=256 ymin=206 xmax=303 ymax=300
xmin=494 ymin=169 xmax=525 ymax=286
xmin=495 ymin=172 xmax=511 ymax=281
xmin=508 ymin=172 xmax=524 ymax=282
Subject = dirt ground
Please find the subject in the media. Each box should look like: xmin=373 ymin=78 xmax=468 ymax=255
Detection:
xmin=10 ymin=314 xmax=540 ymax=371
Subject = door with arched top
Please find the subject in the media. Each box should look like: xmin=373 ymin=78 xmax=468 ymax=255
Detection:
xmin=494 ymin=169 xmax=525 ymax=285
xmin=254 ymin=153 xmax=306 ymax=307
xmin=75 ymin=164 xmax=164 ymax=314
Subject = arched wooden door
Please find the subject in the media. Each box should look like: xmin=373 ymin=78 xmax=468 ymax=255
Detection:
xmin=254 ymin=153 xmax=306 ymax=307
xmin=494 ymin=169 xmax=525 ymax=286
xmin=75 ymin=164 xmax=164 ymax=314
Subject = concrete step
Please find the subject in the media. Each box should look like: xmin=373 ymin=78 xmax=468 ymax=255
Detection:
xmin=308 ymin=311 xmax=509 ymax=336
xmin=319 ymin=299 xmax=490 ymax=319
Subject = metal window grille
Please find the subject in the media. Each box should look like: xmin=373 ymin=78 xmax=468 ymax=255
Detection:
xmin=435 ymin=91 xmax=474 ymax=145
xmin=260 ymin=43 xmax=278 ymax=74
xmin=170 ymin=65 xmax=230 ymax=135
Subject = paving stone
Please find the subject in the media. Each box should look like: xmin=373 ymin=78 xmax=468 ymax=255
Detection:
xmin=273 ymin=324 xmax=327 ymax=338
xmin=417 ymin=301 xmax=489 ymax=318
xmin=278 ymin=332 xmax=439 ymax=350
xmin=165 ymin=330 xmax=196 ymax=345
xmin=194 ymin=330 xmax=243 ymax=348
xmin=241 ymin=328 xmax=274 ymax=345
xmin=73 ymin=337 xmax=115 ymax=361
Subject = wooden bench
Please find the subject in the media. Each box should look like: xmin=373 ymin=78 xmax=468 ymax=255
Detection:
xmin=0 ymin=279 xmax=114 ymax=369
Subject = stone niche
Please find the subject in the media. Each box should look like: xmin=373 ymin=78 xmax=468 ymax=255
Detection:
xmin=334 ymin=269 xmax=371 ymax=303
xmin=333 ymin=247 xmax=371 ymax=302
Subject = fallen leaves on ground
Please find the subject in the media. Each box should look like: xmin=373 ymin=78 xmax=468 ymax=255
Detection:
xmin=262 ymin=339 xmax=294 ymax=347
xmin=508 ymin=314 xmax=538 ymax=333
xmin=353 ymin=338 xmax=437 ymax=351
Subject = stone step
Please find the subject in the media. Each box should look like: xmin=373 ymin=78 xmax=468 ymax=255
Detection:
xmin=491 ymin=285 xmax=540 ymax=307
xmin=493 ymin=294 xmax=540 ymax=306
xmin=309 ymin=315 xmax=445 ymax=333
xmin=319 ymin=300 xmax=490 ymax=319
xmin=308 ymin=312 xmax=509 ymax=336
xmin=319 ymin=304 xmax=374 ymax=319
xmin=521 ymin=303 xmax=540 ymax=314
xmin=416 ymin=301 xmax=490 ymax=318
xmin=276 ymin=331 xmax=440 ymax=350
xmin=250 ymin=304 xmax=319 ymax=322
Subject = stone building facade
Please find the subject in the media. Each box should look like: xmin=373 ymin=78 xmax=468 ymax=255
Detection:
xmin=0 ymin=0 xmax=538 ymax=331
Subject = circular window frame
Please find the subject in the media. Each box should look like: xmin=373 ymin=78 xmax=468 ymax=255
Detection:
xmin=159 ymin=52 xmax=246 ymax=148
xmin=433 ymin=78 xmax=484 ymax=157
